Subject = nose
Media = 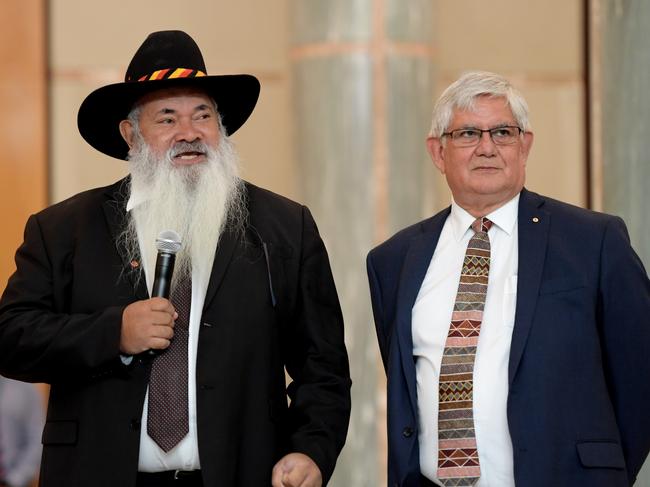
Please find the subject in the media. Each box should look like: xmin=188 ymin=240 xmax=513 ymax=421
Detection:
xmin=174 ymin=118 xmax=201 ymax=143
xmin=475 ymin=130 xmax=496 ymax=156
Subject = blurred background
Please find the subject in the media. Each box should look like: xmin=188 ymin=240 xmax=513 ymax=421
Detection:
xmin=1 ymin=1 xmax=648 ymax=486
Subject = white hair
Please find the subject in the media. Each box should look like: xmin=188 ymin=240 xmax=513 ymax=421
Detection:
xmin=429 ymin=71 xmax=531 ymax=138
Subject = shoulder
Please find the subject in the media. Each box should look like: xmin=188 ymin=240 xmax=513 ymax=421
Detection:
xmin=368 ymin=208 xmax=449 ymax=262
xmin=35 ymin=178 xmax=128 ymax=222
xmin=28 ymin=178 xmax=128 ymax=240
xmin=242 ymin=181 xmax=316 ymax=244
xmin=244 ymin=181 xmax=304 ymax=218
xmin=523 ymin=188 xmax=624 ymax=232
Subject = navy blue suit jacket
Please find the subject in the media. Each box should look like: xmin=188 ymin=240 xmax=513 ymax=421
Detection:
xmin=367 ymin=189 xmax=650 ymax=487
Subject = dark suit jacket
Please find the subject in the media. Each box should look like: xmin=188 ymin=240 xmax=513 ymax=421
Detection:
xmin=0 ymin=177 xmax=351 ymax=487
xmin=367 ymin=189 xmax=650 ymax=487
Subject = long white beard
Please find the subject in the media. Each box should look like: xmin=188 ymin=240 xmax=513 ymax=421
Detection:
xmin=121 ymin=136 xmax=246 ymax=292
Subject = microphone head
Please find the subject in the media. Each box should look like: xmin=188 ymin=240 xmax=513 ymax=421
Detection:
xmin=155 ymin=230 xmax=182 ymax=255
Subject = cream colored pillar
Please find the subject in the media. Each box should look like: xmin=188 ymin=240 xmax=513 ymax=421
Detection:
xmin=290 ymin=1 xmax=435 ymax=485
xmin=598 ymin=0 xmax=650 ymax=269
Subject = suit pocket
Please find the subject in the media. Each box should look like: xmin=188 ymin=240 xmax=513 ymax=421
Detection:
xmin=539 ymin=277 xmax=586 ymax=295
xmin=42 ymin=420 xmax=78 ymax=445
xmin=576 ymin=441 xmax=625 ymax=469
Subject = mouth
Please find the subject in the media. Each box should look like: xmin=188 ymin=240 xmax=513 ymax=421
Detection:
xmin=172 ymin=151 xmax=206 ymax=165
xmin=473 ymin=166 xmax=501 ymax=172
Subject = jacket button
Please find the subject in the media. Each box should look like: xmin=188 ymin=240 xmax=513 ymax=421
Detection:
xmin=402 ymin=426 xmax=414 ymax=438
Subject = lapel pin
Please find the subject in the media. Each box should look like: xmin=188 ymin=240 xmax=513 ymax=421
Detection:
xmin=130 ymin=259 xmax=140 ymax=269
xmin=532 ymin=217 xmax=539 ymax=223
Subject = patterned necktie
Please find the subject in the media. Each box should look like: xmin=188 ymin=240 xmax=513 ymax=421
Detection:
xmin=437 ymin=217 xmax=492 ymax=486
xmin=147 ymin=277 xmax=191 ymax=452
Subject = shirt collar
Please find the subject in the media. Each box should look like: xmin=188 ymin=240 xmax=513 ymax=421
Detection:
xmin=449 ymin=192 xmax=520 ymax=241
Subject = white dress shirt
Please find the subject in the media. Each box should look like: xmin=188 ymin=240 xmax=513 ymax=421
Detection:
xmin=126 ymin=190 xmax=208 ymax=472
xmin=413 ymin=195 xmax=519 ymax=487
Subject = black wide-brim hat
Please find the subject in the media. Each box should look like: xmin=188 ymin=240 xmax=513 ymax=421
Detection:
xmin=77 ymin=30 xmax=260 ymax=160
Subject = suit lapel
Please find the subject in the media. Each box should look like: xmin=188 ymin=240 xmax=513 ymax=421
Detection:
xmin=101 ymin=178 xmax=149 ymax=300
xmin=508 ymin=189 xmax=550 ymax=384
xmin=202 ymin=224 xmax=239 ymax=312
xmin=395 ymin=208 xmax=450 ymax=414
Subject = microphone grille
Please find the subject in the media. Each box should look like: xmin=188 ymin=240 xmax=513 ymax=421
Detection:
xmin=155 ymin=230 xmax=182 ymax=254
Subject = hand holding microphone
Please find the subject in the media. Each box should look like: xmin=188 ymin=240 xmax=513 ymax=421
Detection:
xmin=119 ymin=231 xmax=182 ymax=356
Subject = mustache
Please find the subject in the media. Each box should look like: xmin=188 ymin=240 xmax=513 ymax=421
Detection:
xmin=169 ymin=141 xmax=210 ymax=157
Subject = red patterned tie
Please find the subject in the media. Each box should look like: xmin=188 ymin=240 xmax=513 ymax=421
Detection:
xmin=147 ymin=278 xmax=191 ymax=452
xmin=437 ymin=217 xmax=492 ymax=486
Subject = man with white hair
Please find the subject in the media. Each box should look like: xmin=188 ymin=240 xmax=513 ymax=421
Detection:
xmin=367 ymin=71 xmax=650 ymax=487
xmin=0 ymin=31 xmax=351 ymax=487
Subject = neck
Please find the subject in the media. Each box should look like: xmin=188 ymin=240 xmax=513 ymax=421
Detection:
xmin=455 ymin=190 xmax=520 ymax=218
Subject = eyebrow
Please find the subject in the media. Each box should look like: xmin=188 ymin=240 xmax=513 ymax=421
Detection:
xmin=156 ymin=104 xmax=214 ymax=116
xmin=455 ymin=122 xmax=515 ymax=129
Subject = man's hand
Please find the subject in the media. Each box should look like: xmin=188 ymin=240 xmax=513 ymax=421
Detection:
xmin=272 ymin=453 xmax=322 ymax=487
xmin=120 ymin=297 xmax=177 ymax=355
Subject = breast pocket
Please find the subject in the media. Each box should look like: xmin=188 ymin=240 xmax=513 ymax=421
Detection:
xmin=502 ymin=275 xmax=517 ymax=328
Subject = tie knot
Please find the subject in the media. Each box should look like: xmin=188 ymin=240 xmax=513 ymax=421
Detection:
xmin=471 ymin=217 xmax=493 ymax=234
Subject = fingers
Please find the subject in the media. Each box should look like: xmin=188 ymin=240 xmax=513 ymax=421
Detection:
xmin=148 ymin=336 xmax=173 ymax=350
xmin=271 ymin=462 xmax=284 ymax=487
xmin=119 ymin=298 xmax=179 ymax=355
xmin=271 ymin=453 xmax=322 ymax=487
xmin=149 ymin=296 xmax=177 ymax=317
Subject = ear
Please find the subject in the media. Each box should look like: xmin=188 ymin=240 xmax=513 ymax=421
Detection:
xmin=426 ymin=136 xmax=446 ymax=174
xmin=520 ymin=131 xmax=534 ymax=163
xmin=119 ymin=120 xmax=136 ymax=149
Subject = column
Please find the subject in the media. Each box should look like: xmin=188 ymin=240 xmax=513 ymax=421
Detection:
xmin=599 ymin=0 xmax=650 ymax=267
xmin=290 ymin=1 xmax=435 ymax=485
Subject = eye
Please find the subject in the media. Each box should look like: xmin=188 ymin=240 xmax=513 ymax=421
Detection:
xmin=454 ymin=129 xmax=480 ymax=139
xmin=158 ymin=118 xmax=174 ymax=125
xmin=491 ymin=127 xmax=515 ymax=138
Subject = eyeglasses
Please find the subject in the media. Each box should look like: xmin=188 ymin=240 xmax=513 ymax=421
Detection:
xmin=441 ymin=126 xmax=523 ymax=147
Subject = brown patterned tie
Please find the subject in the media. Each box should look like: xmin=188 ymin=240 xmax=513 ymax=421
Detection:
xmin=147 ymin=277 xmax=191 ymax=452
xmin=437 ymin=217 xmax=492 ymax=486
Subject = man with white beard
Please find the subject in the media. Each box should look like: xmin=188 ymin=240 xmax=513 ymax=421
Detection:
xmin=0 ymin=31 xmax=351 ymax=487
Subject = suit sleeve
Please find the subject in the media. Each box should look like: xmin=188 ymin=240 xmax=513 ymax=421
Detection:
xmin=0 ymin=214 xmax=126 ymax=383
xmin=367 ymin=251 xmax=389 ymax=371
xmin=598 ymin=216 xmax=650 ymax=482
xmin=283 ymin=206 xmax=351 ymax=485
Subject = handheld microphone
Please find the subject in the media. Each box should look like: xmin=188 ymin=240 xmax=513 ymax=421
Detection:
xmin=148 ymin=231 xmax=181 ymax=357
xmin=151 ymin=230 xmax=182 ymax=299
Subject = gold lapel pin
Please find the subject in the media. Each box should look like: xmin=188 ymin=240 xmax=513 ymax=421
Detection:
xmin=130 ymin=259 xmax=140 ymax=269
xmin=532 ymin=217 xmax=539 ymax=223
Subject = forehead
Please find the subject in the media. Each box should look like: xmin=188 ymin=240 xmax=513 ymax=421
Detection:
xmin=451 ymin=96 xmax=515 ymax=127
xmin=136 ymin=87 xmax=216 ymax=114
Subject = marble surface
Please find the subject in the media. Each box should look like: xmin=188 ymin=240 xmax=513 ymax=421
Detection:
xmin=293 ymin=52 xmax=379 ymax=487
xmin=291 ymin=0 xmax=371 ymax=44
xmin=291 ymin=2 xmax=435 ymax=485
xmin=602 ymin=0 xmax=650 ymax=269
